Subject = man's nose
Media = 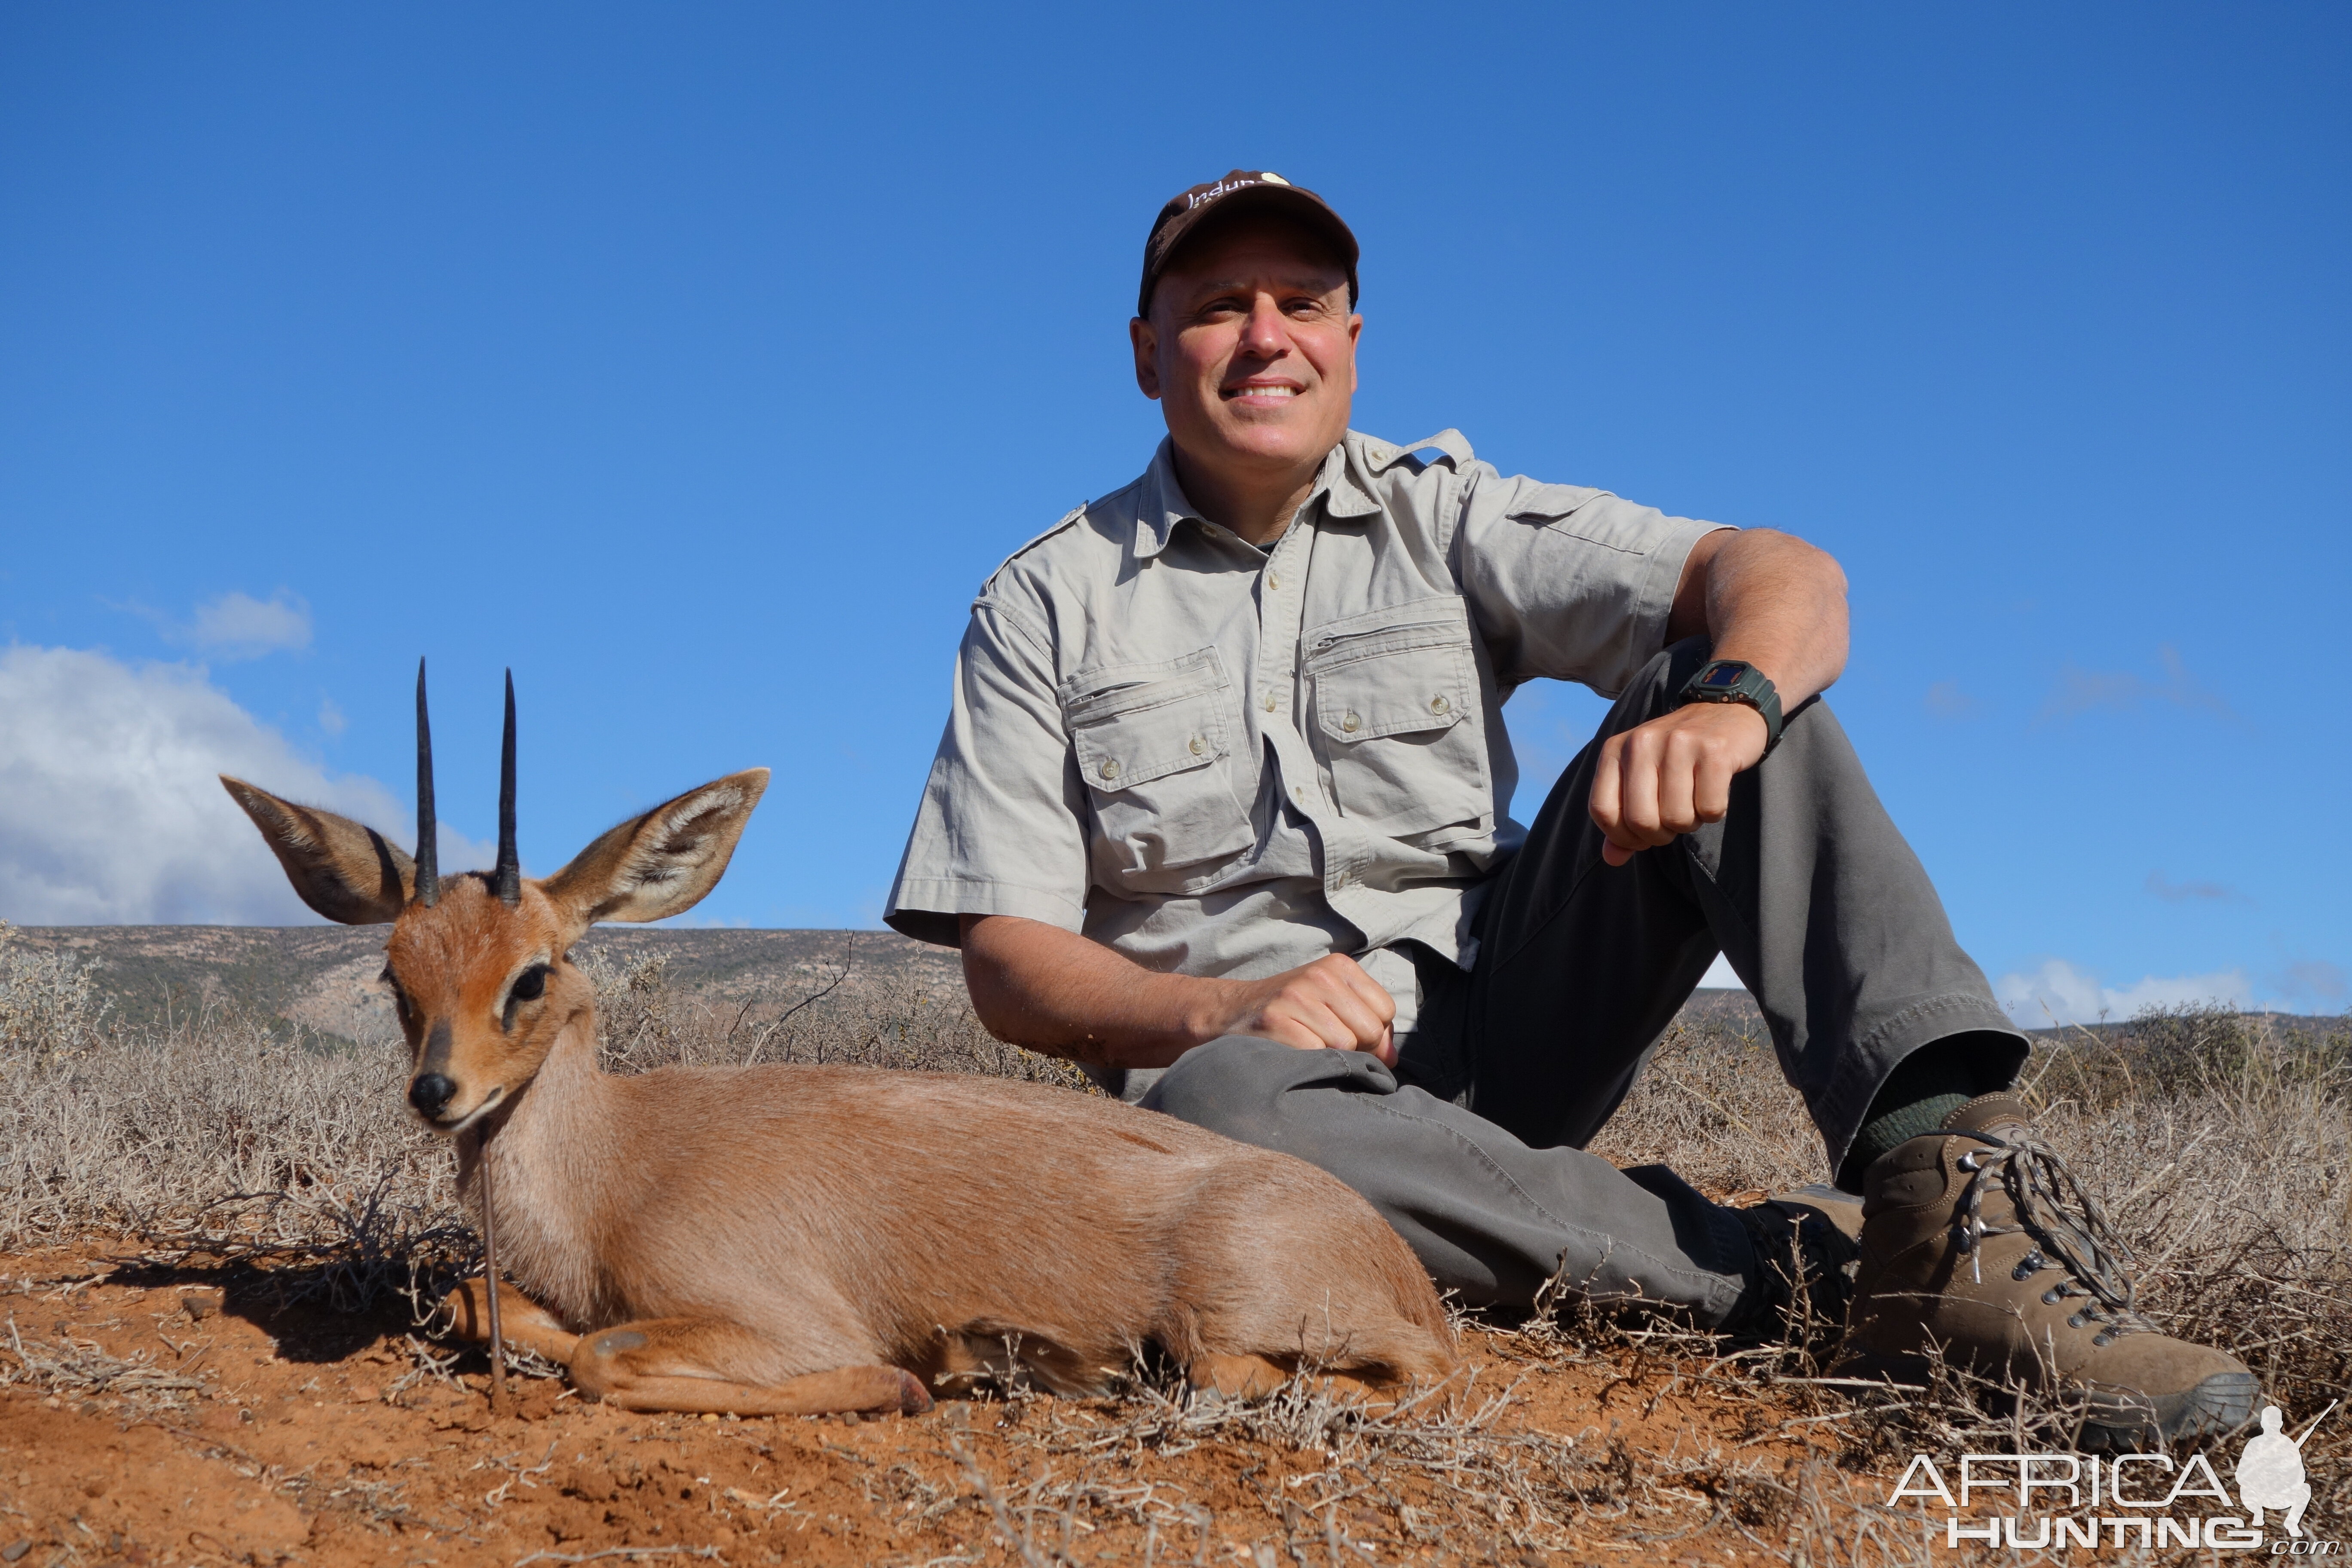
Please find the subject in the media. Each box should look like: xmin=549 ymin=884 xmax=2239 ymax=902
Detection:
xmin=1239 ymin=294 xmax=1290 ymax=356
xmin=409 ymin=1073 xmax=457 ymax=1118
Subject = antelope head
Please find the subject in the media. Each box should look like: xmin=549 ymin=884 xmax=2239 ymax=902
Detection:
xmin=223 ymin=662 xmax=768 ymax=1135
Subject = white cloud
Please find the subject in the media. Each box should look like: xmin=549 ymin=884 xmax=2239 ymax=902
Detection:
xmin=2144 ymin=869 xmax=2246 ymax=903
xmin=2279 ymin=959 xmax=2347 ymax=1003
xmin=174 ymin=590 xmax=313 ymax=660
xmin=1923 ymin=680 xmax=1980 ymax=719
xmin=0 ymin=646 xmax=490 ymax=925
xmin=1699 ymin=953 xmax=1745 ymax=990
xmin=2038 ymin=644 xmax=2242 ymax=728
xmin=1994 ymin=959 xmax=2253 ymax=1026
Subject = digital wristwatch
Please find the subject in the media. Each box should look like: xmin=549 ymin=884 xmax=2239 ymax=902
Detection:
xmin=1675 ymin=659 xmax=1784 ymax=756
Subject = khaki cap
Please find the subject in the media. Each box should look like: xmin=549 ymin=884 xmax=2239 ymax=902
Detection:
xmin=1136 ymin=170 xmax=1360 ymax=319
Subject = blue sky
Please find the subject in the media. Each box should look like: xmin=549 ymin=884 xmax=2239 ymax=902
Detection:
xmin=1 ymin=4 xmax=2344 ymax=1023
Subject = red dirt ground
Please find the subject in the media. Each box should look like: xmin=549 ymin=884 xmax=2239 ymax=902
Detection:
xmin=0 ymin=1246 xmax=1861 ymax=1568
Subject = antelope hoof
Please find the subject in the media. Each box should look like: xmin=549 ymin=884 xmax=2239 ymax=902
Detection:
xmin=891 ymin=1368 xmax=934 ymax=1416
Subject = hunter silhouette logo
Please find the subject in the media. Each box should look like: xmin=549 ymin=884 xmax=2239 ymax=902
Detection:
xmin=2239 ymin=1400 xmax=2332 ymax=1538
xmin=1887 ymin=1399 xmax=2337 ymax=1550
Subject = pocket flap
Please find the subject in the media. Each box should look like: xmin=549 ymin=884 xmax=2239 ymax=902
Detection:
xmin=1306 ymin=598 xmax=1473 ymax=744
xmin=1064 ymin=650 xmax=1234 ymax=790
xmin=1503 ymin=481 xmax=1607 ymax=522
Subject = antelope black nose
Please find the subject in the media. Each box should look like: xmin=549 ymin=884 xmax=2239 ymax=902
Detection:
xmin=409 ymin=1073 xmax=457 ymax=1118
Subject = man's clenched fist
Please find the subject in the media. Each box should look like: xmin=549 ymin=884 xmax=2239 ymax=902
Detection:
xmin=1587 ymin=700 xmax=1770 ymax=867
xmin=1204 ymin=952 xmax=1398 ymax=1064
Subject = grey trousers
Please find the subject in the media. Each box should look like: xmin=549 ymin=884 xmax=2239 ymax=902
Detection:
xmin=1139 ymin=640 xmax=2027 ymax=1328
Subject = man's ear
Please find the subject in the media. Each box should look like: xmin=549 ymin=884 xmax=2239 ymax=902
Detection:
xmin=220 ymin=776 xmax=414 ymax=925
xmin=1130 ymin=316 xmax=1163 ymax=401
xmin=541 ymin=769 xmax=769 ymax=931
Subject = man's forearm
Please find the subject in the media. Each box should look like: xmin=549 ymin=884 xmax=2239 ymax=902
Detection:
xmin=1589 ymin=527 xmax=1852 ymax=864
xmin=959 ymin=913 xmax=1401 ymax=1070
xmin=1670 ymin=528 xmax=1849 ymax=707
xmin=960 ymin=913 xmax=1233 ymax=1070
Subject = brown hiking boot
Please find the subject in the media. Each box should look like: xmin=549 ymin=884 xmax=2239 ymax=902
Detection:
xmin=1768 ymin=1182 xmax=1866 ymax=1247
xmin=1832 ymin=1092 xmax=2258 ymax=1446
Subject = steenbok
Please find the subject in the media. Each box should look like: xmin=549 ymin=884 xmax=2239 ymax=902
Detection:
xmin=220 ymin=664 xmax=1457 ymax=1416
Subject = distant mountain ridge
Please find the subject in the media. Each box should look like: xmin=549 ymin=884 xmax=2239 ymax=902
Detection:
xmin=8 ymin=925 xmax=968 ymax=1044
xmin=8 ymin=925 xmax=1767 ymax=1046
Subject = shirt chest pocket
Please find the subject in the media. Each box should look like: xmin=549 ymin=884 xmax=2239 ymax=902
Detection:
xmin=1306 ymin=597 xmax=1494 ymax=842
xmin=1063 ymin=649 xmax=1256 ymax=889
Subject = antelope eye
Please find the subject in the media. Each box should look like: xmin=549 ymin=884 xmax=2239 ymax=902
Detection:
xmin=510 ymin=965 xmax=549 ymax=1003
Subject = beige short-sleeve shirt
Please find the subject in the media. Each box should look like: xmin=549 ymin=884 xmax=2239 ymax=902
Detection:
xmin=884 ymin=429 xmax=1721 ymax=1040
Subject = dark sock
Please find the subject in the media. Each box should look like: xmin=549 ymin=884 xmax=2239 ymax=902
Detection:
xmin=1837 ymin=1037 xmax=2013 ymax=1191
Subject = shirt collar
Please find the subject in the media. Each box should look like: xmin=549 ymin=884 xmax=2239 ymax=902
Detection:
xmin=1133 ymin=435 xmax=1381 ymax=560
xmin=1132 ymin=438 xmax=1194 ymax=560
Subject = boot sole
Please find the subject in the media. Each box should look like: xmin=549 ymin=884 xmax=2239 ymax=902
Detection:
xmin=1831 ymin=1349 xmax=2260 ymax=1447
xmin=2079 ymin=1370 xmax=2260 ymax=1449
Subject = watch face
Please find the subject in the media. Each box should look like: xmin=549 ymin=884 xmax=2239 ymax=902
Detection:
xmin=1697 ymin=663 xmax=1746 ymax=689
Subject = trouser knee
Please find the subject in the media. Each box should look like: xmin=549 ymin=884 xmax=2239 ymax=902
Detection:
xmin=1140 ymin=1035 xmax=1384 ymax=1148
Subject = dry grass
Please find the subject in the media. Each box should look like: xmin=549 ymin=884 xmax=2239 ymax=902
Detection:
xmin=2 ymin=917 xmax=2347 ymax=1561
xmin=1589 ymin=998 xmax=2352 ymax=1542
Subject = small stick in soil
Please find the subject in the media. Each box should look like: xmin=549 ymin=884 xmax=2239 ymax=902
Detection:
xmin=477 ymin=1128 xmax=508 ymax=1414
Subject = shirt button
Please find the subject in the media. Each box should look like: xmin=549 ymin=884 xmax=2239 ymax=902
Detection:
xmin=1263 ymin=694 xmax=1277 ymax=713
xmin=1341 ymin=710 xmax=1361 ymax=733
xmin=1188 ymin=736 xmax=1205 ymax=756
xmin=1099 ymin=760 xmax=1119 ymax=781
xmin=1266 ymin=569 xmax=1282 ymax=590
xmin=1430 ymin=695 xmax=1450 ymax=714
xmin=1292 ymin=784 xmax=1306 ymax=802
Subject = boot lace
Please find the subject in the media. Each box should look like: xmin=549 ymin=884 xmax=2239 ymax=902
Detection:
xmin=1951 ymin=1125 xmax=2154 ymax=1345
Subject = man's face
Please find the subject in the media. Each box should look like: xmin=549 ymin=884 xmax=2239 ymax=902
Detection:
xmin=1130 ymin=217 xmax=1360 ymax=484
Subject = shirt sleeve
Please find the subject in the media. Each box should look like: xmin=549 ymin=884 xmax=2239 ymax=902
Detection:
xmin=1453 ymin=466 xmax=1727 ymax=697
xmin=883 ymin=593 xmax=1090 ymax=948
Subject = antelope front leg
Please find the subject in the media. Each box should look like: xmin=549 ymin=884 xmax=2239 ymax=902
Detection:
xmin=440 ymin=1277 xmax=582 ymax=1364
xmin=1187 ymin=1354 xmax=1464 ymax=1412
xmin=1189 ymin=1353 xmax=1385 ymax=1404
xmin=570 ymin=1317 xmax=932 ymax=1417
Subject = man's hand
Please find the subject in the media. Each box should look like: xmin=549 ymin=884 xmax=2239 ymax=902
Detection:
xmin=1200 ymin=953 xmax=1397 ymax=1064
xmin=960 ymin=915 xmax=1396 ymax=1070
xmin=1590 ymin=526 xmax=1848 ymax=864
xmin=1587 ymin=701 xmax=1768 ymax=867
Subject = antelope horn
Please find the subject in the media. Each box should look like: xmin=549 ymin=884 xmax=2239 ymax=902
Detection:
xmin=493 ymin=669 xmax=520 ymax=907
xmin=415 ymin=658 xmax=440 ymax=908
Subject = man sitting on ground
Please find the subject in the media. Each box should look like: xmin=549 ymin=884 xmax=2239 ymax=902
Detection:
xmin=883 ymin=170 xmax=2254 ymax=1442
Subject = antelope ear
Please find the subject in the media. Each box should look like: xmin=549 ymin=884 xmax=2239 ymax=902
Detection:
xmin=220 ymin=776 xmax=415 ymax=925
xmin=542 ymin=768 xmax=769 ymax=931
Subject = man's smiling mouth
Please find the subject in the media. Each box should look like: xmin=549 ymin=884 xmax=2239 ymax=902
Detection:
xmin=1223 ymin=383 xmax=1300 ymax=401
